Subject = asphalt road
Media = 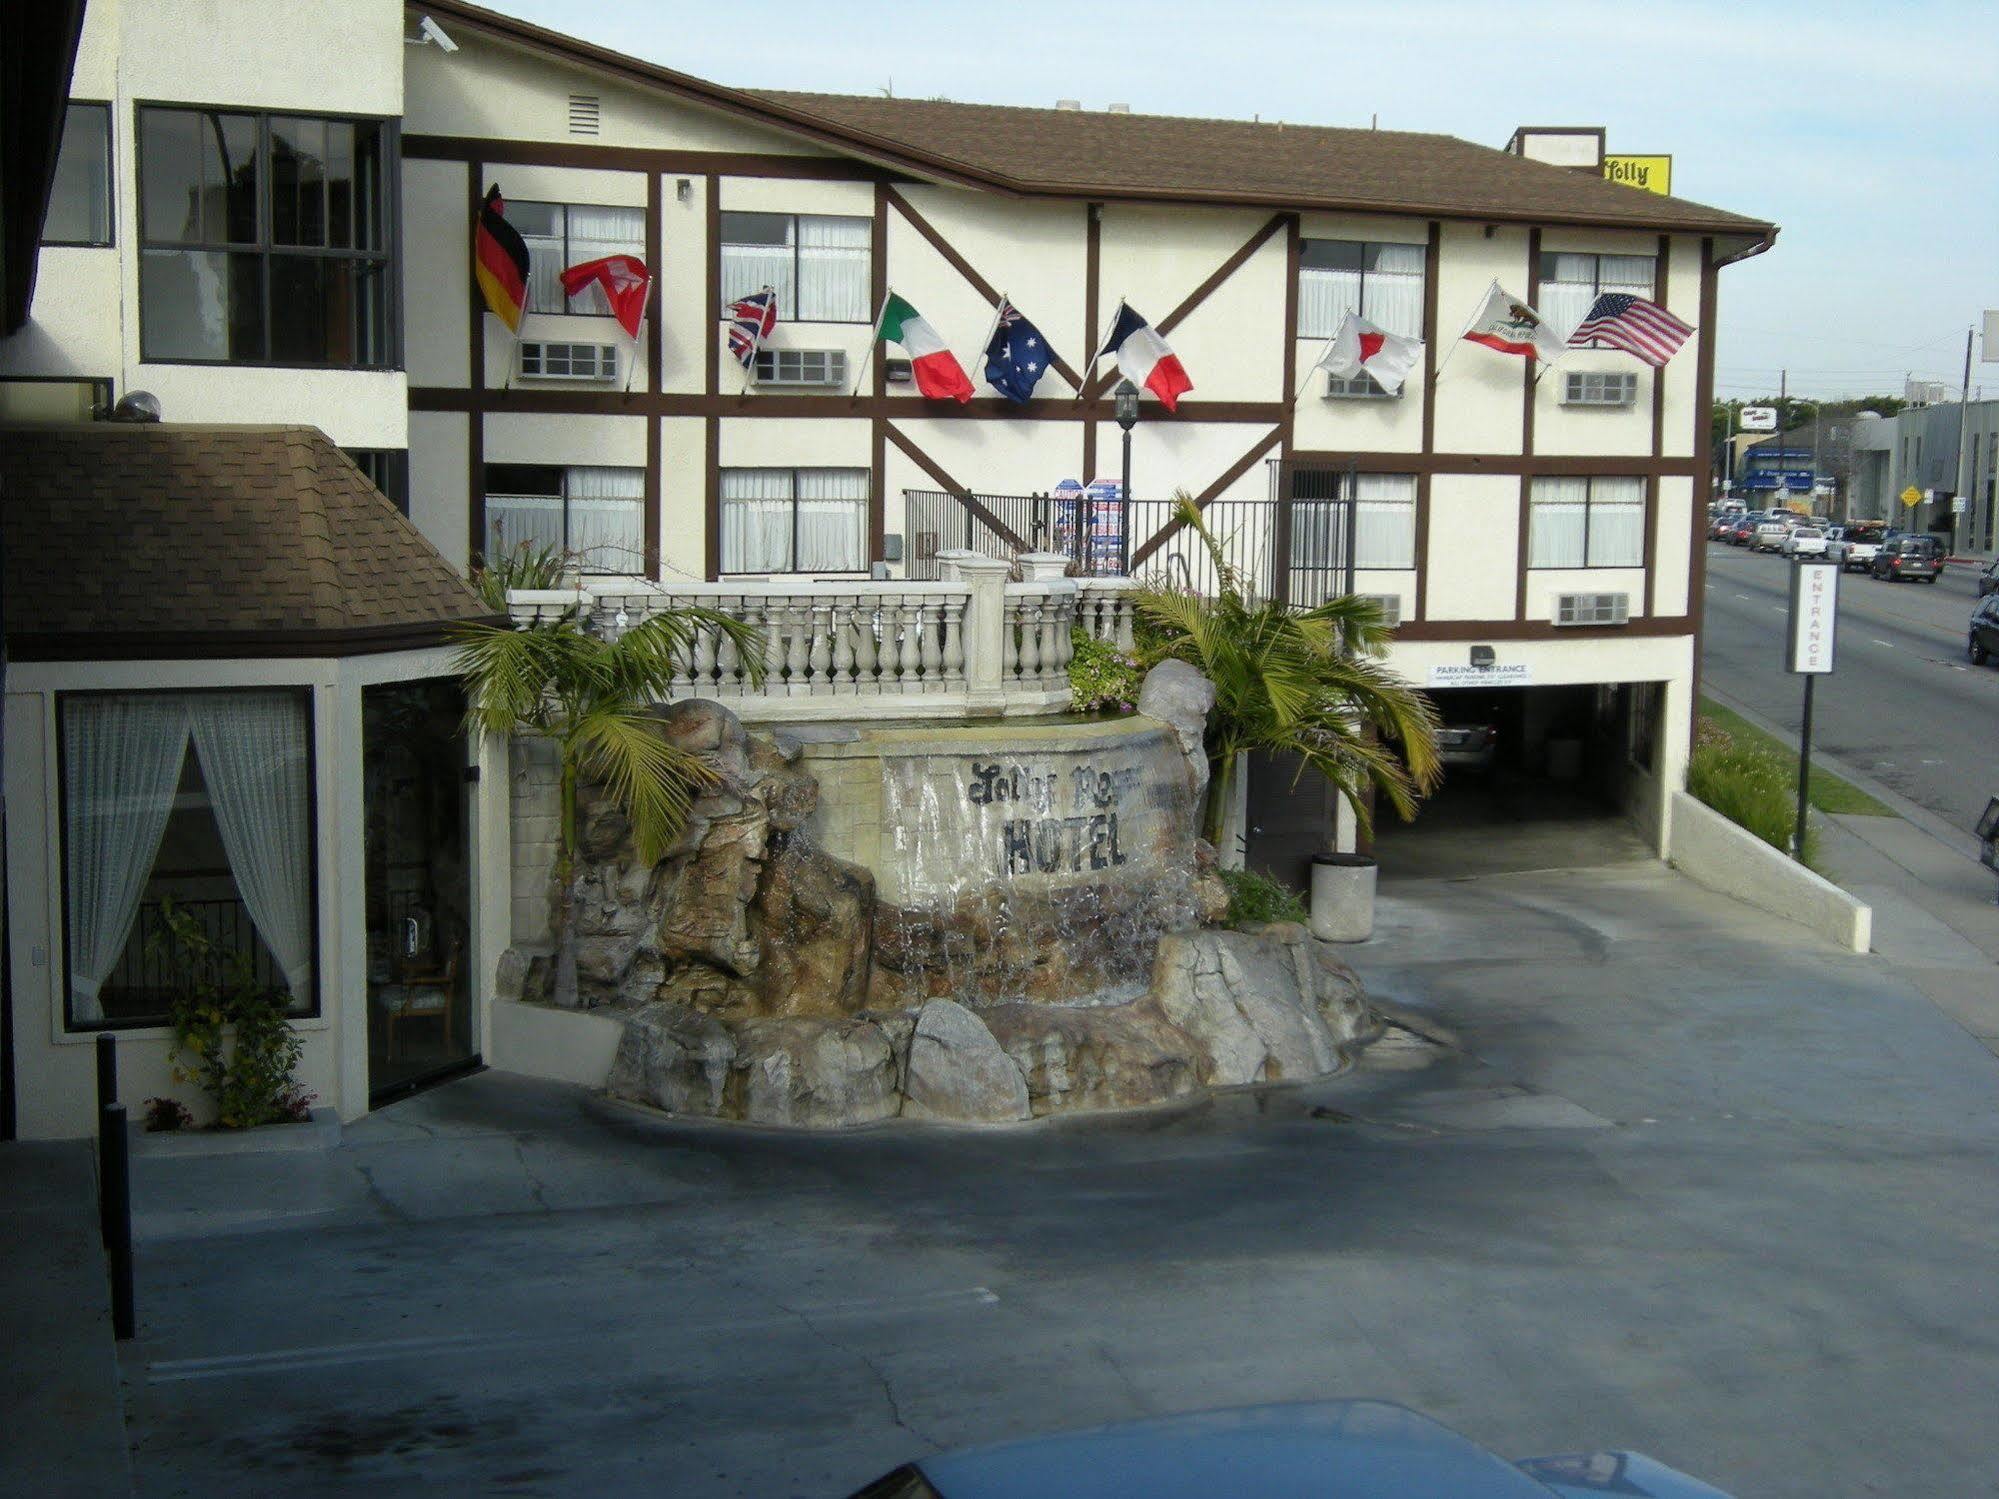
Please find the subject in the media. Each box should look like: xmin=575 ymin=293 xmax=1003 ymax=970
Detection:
xmin=1699 ymin=542 xmax=1999 ymax=832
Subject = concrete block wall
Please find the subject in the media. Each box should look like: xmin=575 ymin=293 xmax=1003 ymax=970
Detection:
xmin=510 ymin=736 xmax=562 ymax=944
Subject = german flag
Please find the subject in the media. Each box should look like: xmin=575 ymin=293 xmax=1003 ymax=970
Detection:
xmin=474 ymin=185 xmax=530 ymax=332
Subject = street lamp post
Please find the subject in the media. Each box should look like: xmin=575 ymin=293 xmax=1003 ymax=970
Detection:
xmin=1114 ymin=379 xmax=1140 ymax=576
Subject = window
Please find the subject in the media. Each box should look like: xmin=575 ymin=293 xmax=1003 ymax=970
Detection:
xmin=752 ymin=347 xmax=849 ymax=387
xmin=1538 ymin=251 xmax=1653 ymax=340
xmin=1529 ymin=476 xmax=1646 ymax=568
xmin=484 ymin=464 xmax=645 ymax=575
xmin=1297 ymin=240 xmax=1424 ymax=340
xmin=721 ymin=468 xmax=870 ymax=574
xmin=719 ymin=213 xmax=871 ymax=323
xmin=58 ymin=689 xmax=317 ymax=1031
xmin=506 ymin=201 xmax=644 ymax=317
xmin=137 ymin=105 xmax=394 ymax=366
xmin=346 ymin=449 xmax=409 ymax=515
xmin=1289 ymin=473 xmax=1417 ymax=571
xmin=1561 ymin=371 xmax=1639 ymax=407
xmin=44 ymin=102 xmax=112 ymax=246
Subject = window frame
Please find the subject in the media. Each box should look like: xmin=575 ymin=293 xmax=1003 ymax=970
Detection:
xmin=482 ymin=463 xmax=647 ymax=577
xmin=346 ymin=448 xmax=409 ymax=515
xmin=1538 ymin=250 xmax=1656 ymax=346
xmin=1528 ymin=475 xmax=1648 ymax=570
xmin=1295 ymin=237 xmax=1428 ymax=342
xmin=133 ymin=100 xmax=402 ymax=370
xmin=718 ymin=211 xmax=874 ymax=325
xmin=54 ymin=685 xmax=322 ymax=1034
xmin=43 ymin=100 xmax=115 ymax=248
xmin=504 ymin=199 xmax=645 ymax=318
xmin=718 ymin=466 xmax=873 ymax=576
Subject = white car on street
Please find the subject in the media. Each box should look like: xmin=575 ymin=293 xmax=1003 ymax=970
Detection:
xmin=1825 ymin=524 xmax=1885 ymax=572
xmin=1780 ymin=526 xmax=1828 ymax=558
xmin=1749 ymin=521 xmax=1791 ymax=553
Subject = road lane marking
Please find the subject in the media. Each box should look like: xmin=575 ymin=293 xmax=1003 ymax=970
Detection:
xmin=1870 ymin=638 xmax=1894 ymax=648
xmin=1734 ymin=593 xmax=1752 ymax=601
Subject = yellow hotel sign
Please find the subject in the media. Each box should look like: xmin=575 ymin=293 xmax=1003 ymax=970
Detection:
xmin=1604 ymin=155 xmax=1672 ymax=196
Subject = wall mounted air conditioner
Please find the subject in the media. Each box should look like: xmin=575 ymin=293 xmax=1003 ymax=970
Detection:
xmin=1560 ymin=371 xmax=1638 ymax=407
xmin=1324 ymin=371 xmax=1399 ymax=400
xmin=518 ymin=341 xmax=618 ymax=382
xmin=1358 ymin=593 xmax=1403 ymax=627
xmin=754 ymin=348 xmax=849 ymax=388
xmin=1554 ymin=592 xmax=1630 ymax=626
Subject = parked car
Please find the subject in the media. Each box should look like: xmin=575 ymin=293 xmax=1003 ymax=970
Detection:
xmin=1749 ymin=521 xmax=1790 ymax=553
xmin=1977 ymin=557 xmax=1999 ymax=597
xmin=1872 ymin=534 xmax=1943 ymax=583
xmin=1708 ymin=512 xmax=1743 ymax=541
xmin=848 ymin=1402 xmax=1741 ymax=1498
xmin=1723 ymin=513 xmax=1760 ymax=545
xmin=1434 ymin=691 xmax=1507 ymax=775
xmin=1970 ymin=595 xmax=1999 ymax=666
xmin=1825 ymin=522 xmax=1885 ymax=572
xmin=1780 ymin=526 xmax=1828 ymax=558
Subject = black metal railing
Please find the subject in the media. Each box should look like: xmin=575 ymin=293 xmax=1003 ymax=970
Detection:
xmin=100 ymin=897 xmax=280 ymax=1015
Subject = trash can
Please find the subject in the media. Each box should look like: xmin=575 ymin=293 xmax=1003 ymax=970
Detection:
xmin=1310 ymin=853 xmax=1378 ymax=943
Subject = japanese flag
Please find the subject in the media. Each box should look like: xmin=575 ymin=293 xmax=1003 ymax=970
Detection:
xmin=1316 ymin=313 xmax=1423 ymax=396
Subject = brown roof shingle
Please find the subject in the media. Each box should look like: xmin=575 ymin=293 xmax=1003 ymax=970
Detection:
xmin=0 ymin=423 xmax=498 ymax=658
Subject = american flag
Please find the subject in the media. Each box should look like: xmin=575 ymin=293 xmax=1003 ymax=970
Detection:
xmin=725 ymin=287 xmax=778 ymax=368
xmin=1566 ymin=292 xmax=1693 ymax=366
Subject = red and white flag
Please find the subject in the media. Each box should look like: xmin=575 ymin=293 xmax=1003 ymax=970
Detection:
xmin=1096 ymin=302 xmax=1193 ymax=412
xmin=560 ymin=254 xmax=652 ymax=341
xmin=1315 ymin=313 xmax=1422 ymax=395
xmin=1462 ymin=281 xmax=1565 ymax=362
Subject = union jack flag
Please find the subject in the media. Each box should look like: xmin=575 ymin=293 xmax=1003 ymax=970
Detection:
xmin=1566 ymin=292 xmax=1693 ymax=367
xmin=726 ymin=287 xmax=778 ymax=368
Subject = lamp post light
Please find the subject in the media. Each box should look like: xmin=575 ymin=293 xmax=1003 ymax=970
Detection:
xmin=1114 ymin=379 xmax=1140 ymax=575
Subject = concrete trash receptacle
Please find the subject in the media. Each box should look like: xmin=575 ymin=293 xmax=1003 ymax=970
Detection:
xmin=1310 ymin=853 xmax=1378 ymax=942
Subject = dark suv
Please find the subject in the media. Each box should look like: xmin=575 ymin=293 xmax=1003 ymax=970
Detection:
xmin=1872 ymin=534 xmax=1943 ymax=583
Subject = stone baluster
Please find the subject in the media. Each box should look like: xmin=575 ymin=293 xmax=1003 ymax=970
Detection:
xmin=1040 ymin=591 xmax=1068 ymax=685
xmin=672 ymin=606 xmax=700 ymax=693
xmin=694 ymin=609 xmax=721 ymax=693
xmin=807 ymin=600 xmax=833 ymax=691
xmin=831 ymin=596 xmax=856 ymax=691
xmin=854 ymin=598 xmax=881 ymax=692
xmin=941 ymin=594 xmax=966 ymax=691
xmin=783 ymin=599 xmax=811 ymax=696
xmin=1001 ymin=596 xmax=1023 ymax=684
xmin=918 ymin=595 xmax=943 ymax=689
xmin=878 ymin=597 xmax=904 ymax=689
xmin=1016 ymin=593 xmax=1042 ymax=680
xmin=1114 ymin=591 xmax=1135 ymax=651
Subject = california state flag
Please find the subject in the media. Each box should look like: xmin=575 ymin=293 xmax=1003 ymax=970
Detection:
xmin=1316 ymin=313 xmax=1422 ymax=395
xmin=875 ymin=292 xmax=974 ymax=402
xmin=1463 ymin=280 xmax=1566 ymax=362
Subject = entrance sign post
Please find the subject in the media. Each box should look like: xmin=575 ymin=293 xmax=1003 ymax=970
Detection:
xmin=1785 ymin=560 xmax=1839 ymax=861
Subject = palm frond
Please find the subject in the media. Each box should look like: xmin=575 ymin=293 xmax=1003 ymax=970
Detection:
xmin=570 ymin=707 xmax=718 ymax=865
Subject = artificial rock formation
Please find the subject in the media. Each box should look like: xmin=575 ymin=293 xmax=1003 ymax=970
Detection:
xmin=513 ymin=667 xmax=1380 ymax=1127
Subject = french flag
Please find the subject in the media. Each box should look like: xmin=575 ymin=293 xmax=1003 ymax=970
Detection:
xmin=1100 ymin=302 xmax=1193 ymax=412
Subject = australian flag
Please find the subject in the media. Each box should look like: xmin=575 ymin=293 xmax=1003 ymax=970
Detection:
xmin=983 ymin=299 xmax=1058 ymax=405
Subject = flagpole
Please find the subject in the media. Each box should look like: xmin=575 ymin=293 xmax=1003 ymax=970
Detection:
xmin=1433 ymin=279 xmax=1498 ymax=380
xmin=850 ymin=288 xmax=892 ymax=398
xmin=1295 ymin=321 xmax=1342 ymax=402
xmin=1075 ymin=298 xmax=1124 ymax=400
xmin=975 ymin=291 xmax=1008 ymax=392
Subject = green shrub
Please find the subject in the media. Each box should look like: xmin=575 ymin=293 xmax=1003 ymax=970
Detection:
xmin=1219 ymin=867 xmax=1309 ymax=928
xmin=1688 ymin=730 xmax=1820 ymax=868
xmin=1068 ymin=629 xmax=1146 ymax=713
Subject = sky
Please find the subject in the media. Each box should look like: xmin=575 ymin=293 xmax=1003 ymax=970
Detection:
xmin=485 ymin=0 xmax=1999 ymax=404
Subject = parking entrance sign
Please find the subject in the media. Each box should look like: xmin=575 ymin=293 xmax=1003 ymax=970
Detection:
xmin=1787 ymin=560 xmax=1838 ymax=674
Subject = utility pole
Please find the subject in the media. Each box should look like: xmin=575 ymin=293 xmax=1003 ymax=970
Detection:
xmin=1951 ymin=325 xmax=1974 ymax=555
xmin=1777 ymin=369 xmax=1787 ymax=506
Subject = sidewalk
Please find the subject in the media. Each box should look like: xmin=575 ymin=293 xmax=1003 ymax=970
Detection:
xmin=0 ymin=1142 xmax=132 ymax=1497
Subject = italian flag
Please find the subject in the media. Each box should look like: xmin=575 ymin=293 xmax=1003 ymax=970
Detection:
xmin=876 ymin=292 xmax=974 ymax=403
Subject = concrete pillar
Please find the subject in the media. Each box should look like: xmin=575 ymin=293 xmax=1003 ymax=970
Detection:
xmin=1016 ymin=551 xmax=1073 ymax=583
xmin=937 ymin=550 xmax=1011 ymax=714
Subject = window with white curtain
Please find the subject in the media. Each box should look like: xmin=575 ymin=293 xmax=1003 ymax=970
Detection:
xmin=1537 ymin=252 xmax=1655 ymax=341
xmin=505 ymin=201 xmax=645 ymax=317
xmin=484 ymin=463 xmax=645 ymax=575
xmin=59 ymin=689 xmax=316 ymax=1030
xmin=1529 ymin=476 xmax=1646 ymax=568
xmin=719 ymin=212 xmax=872 ymax=323
xmin=721 ymin=468 xmax=870 ymax=574
xmin=1288 ymin=473 xmax=1417 ymax=571
xmin=1297 ymin=240 xmax=1425 ymax=340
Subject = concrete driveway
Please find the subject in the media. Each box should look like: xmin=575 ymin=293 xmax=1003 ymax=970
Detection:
xmin=121 ymin=861 xmax=1999 ymax=1498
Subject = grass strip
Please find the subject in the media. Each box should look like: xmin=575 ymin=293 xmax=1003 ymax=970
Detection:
xmin=1698 ymin=698 xmax=1894 ymax=817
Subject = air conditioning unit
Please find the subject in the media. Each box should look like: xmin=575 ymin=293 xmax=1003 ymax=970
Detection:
xmin=1358 ymin=592 xmax=1403 ymax=627
xmin=1324 ymin=371 xmax=1399 ymax=400
xmin=753 ymin=347 xmax=849 ymax=388
xmin=519 ymin=341 xmax=618 ymax=382
xmin=1561 ymin=371 xmax=1638 ymax=407
xmin=1554 ymin=592 xmax=1630 ymax=626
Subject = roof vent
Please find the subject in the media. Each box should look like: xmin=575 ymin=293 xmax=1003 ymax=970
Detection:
xmin=1107 ymin=102 xmax=1130 ymax=113
xmin=568 ymin=93 xmax=601 ymax=135
xmin=1055 ymin=99 xmax=1082 ymax=111
xmin=110 ymin=391 xmax=161 ymax=423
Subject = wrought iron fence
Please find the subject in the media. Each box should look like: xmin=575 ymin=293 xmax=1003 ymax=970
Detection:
xmin=99 ymin=897 xmax=283 ymax=1019
xmin=904 ymin=489 xmax=1134 ymax=579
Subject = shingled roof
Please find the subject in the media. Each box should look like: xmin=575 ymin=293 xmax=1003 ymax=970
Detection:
xmin=0 ymin=423 xmax=499 ymax=659
xmin=417 ymin=0 xmax=1775 ymax=243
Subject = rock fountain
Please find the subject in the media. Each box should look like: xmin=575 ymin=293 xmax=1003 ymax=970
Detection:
xmin=501 ymin=662 xmax=1381 ymax=1126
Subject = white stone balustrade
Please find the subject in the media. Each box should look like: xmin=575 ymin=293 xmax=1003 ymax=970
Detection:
xmin=504 ymin=562 xmax=1138 ymax=722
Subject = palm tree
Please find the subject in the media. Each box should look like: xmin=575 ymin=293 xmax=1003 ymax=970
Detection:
xmin=455 ymin=550 xmax=765 ymax=1003
xmin=1136 ymin=495 xmax=1441 ymax=846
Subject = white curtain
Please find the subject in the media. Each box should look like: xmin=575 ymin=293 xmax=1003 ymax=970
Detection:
xmin=1542 ymin=253 xmax=1657 ymax=340
xmin=486 ymin=490 xmax=563 ymax=560
xmin=564 ymin=465 xmax=645 ymax=573
xmin=1354 ymin=474 xmax=1417 ymax=569
xmin=1585 ymin=476 xmax=1646 ymax=566
xmin=519 ymin=226 xmax=565 ymax=320
xmin=62 ymin=697 xmax=191 ymax=1022
xmin=1298 ymin=241 xmax=1424 ymax=339
xmin=796 ymin=215 xmax=870 ymax=322
xmin=1529 ymin=476 xmax=1591 ymax=568
xmin=795 ymin=469 xmax=869 ymax=572
xmin=720 ymin=232 xmax=795 ymax=320
xmin=563 ymin=205 xmax=644 ymax=315
xmin=721 ymin=468 xmax=796 ymax=573
xmin=187 ymin=694 xmax=314 ymax=1004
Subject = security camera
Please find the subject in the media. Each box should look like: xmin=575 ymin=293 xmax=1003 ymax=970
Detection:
xmin=412 ymin=15 xmax=458 ymax=51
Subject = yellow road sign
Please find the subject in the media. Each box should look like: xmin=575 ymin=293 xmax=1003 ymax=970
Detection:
xmin=1900 ymin=485 xmax=1922 ymax=509
xmin=1604 ymin=154 xmax=1672 ymax=195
